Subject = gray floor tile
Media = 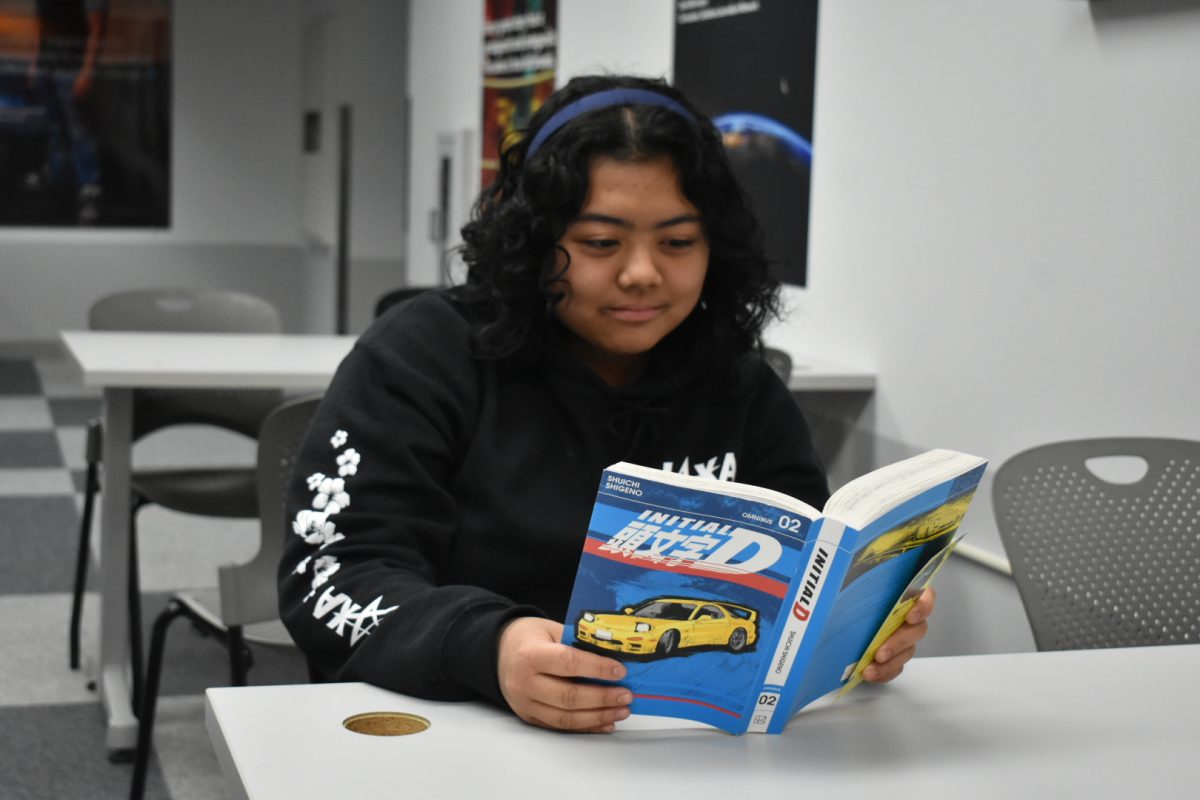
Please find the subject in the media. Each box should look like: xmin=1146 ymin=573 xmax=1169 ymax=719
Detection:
xmin=0 ymin=431 xmax=65 ymax=468
xmin=0 ymin=360 xmax=42 ymax=395
xmin=0 ymin=702 xmax=170 ymax=800
xmin=153 ymin=695 xmax=236 ymax=800
xmin=0 ymin=496 xmax=81 ymax=593
xmin=0 ymin=341 xmax=62 ymax=360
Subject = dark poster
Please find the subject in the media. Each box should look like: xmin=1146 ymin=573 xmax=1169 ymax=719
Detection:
xmin=674 ymin=0 xmax=818 ymax=286
xmin=481 ymin=0 xmax=556 ymax=190
xmin=0 ymin=0 xmax=170 ymax=227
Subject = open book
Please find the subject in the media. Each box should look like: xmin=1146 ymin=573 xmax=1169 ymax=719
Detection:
xmin=560 ymin=449 xmax=987 ymax=734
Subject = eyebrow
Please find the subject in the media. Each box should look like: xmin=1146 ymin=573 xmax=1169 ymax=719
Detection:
xmin=574 ymin=212 xmax=702 ymax=229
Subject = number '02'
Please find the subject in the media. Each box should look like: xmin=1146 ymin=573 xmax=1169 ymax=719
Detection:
xmin=778 ymin=515 xmax=804 ymax=533
xmin=758 ymin=693 xmax=778 ymax=706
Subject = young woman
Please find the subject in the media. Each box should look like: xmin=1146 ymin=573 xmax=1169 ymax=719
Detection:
xmin=278 ymin=75 xmax=935 ymax=733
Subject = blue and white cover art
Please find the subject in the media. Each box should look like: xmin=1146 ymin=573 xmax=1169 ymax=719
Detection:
xmin=561 ymin=467 xmax=818 ymax=733
xmin=777 ymin=463 xmax=985 ymax=725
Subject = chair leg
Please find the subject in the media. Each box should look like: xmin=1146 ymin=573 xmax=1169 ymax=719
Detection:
xmin=69 ymin=460 xmax=100 ymax=670
xmin=129 ymin=598 xmax=186 ymax=800
xmin=128 ymin=506 xmax=145 ymax=714
xmin=228 ymin=625 xmax=249 ymax=686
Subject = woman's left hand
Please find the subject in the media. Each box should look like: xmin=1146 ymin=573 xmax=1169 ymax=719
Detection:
xmin=863 ymin=587 xmax=935 ymax=683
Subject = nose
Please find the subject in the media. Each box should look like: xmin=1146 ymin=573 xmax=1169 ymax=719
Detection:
xmin=616 ymin=242 xmax=662 ymax=290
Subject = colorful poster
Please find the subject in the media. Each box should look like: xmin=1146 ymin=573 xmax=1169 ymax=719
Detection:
xmin=0 ymin=0 xmax=170 ymax=227
xmin=481 ymin=0 xmax=556 ymax=190
xmin=674 ymin=0 xmax=819 ymax=286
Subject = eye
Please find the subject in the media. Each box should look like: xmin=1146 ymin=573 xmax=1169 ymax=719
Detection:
xmin=664 ymin=237 xmax=696 ymax=250
xmin=583 ymin=238 xmax=619 ymax=251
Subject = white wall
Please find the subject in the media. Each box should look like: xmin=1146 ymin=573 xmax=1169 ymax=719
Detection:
xmin=773 ymin=0 xmax=1200 ymax=564
xmin=170 ymin=2 xmax=304 ymax=244
xmin=556 ymin=0 xmax=675 ymax=83
xmin=301 ymin=0 xmax=409 ymax=333
xmin=0 ymin=0 xmax=308 ymax=338
xmin=405 ymin=0 xmax=483 ymax=288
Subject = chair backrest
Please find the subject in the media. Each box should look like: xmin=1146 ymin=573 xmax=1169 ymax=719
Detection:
xmin=763 ymin=347 xmax=793 ymax=384
xmin=218 ymin=395 xmax=323 ymax=627
xmin=90 ymin=288 xmax=282 ymax=333
xmin=88 ymin=288 xmax=284 ymax=439
xmin=992 ymin=437 xmax=1200 ymax=651
xmin=374 ymin=285 xmax=435 ymax=318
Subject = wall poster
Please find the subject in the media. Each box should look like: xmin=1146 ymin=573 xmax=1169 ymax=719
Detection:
xmin=481 ymin=0 xmax=556 ymax=191
xmin=673 ymin=0 xmax=819 ymax=286
xmin=0 ymin=0 xmax=170 ymax=228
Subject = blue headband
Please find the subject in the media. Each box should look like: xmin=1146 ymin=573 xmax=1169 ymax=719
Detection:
xmin=524 ymin=88 xmax=696 ymax=158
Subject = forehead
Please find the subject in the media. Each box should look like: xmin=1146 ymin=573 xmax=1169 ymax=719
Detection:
xmin=578 ymin=155 xmax=698 ymax=218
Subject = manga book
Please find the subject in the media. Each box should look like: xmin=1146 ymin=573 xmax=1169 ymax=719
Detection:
xmin=561 ymin=449 xmax=987 ymax=734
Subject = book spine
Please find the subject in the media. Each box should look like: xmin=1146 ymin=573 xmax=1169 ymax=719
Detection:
xmin=745 ymin=520 xmax=847 ymax=733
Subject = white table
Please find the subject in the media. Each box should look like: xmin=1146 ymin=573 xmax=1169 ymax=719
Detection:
xmin=60 ymin=330 xmax=357 ymax=751
xmin=206 ymin=645 xmax=1199 ymax=799
xmin=784 ymin=352 xmax=875 ymax=392
xmin=60 ymin=329 xmax=873 ymax=752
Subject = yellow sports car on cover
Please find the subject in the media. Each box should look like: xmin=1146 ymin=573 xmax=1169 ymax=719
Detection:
xmin=574 ymin=597 xmax=758 ymax=659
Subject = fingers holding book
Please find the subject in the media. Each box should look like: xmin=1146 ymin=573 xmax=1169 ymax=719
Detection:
xmin=498 ymin=616 xmax=633 ymax=733
xmin=863 ymin=587 xmax=937 ymax=683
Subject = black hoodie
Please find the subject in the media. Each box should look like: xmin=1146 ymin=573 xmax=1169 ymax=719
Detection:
xmin=278 ymin=290 xmax=829 ymax=707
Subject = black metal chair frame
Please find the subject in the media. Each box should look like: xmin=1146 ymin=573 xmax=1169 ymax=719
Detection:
xmin=128 ymin=395 xmax=323 ymax=800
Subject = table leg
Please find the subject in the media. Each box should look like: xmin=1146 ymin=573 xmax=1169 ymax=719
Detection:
xmin=98 ymin=387 xmax=137 ymax=752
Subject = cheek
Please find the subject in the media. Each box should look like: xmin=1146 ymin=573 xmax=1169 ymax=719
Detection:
xmin=676 ymin=256 xmax=710 ymax=299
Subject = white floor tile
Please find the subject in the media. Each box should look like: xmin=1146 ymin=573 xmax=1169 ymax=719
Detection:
xmin=0 ymin=397 xmax=53 ymax=430
xmin=0 ymin=593 xmax=99 ymax=707
xmin=0 ymin=467 xmax=75 ymax=496
xmin=54 ymin=426 xmax=87 ymax=471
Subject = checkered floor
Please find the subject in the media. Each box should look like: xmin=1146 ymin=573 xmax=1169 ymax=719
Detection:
xmin=0 ymin=348 xmax=309 ymax=800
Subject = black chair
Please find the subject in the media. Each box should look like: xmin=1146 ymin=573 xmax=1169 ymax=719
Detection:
xmin=129 ymin=395 xmax=322 ymax=800
xmin=993 ymin=437 xmax=1200 ymax=651
xmin=374 ymin=285 xmax=435 ymax=318
xmin=68 ymin=289 xmax=283 ymax=710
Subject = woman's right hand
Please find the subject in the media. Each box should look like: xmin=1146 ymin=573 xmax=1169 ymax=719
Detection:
xmin=497 ymin=616 xmax=633 ymax=732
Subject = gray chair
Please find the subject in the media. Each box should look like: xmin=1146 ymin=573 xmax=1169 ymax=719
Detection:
xmin=992 ymin=438 xmax=1200 ymax=651
xmin=763 ymin=347 xmax=793 ymax=384
xmin=129 ymin=394 xmax=322 ymax=800
xmin=68 ymin=289 xmax=283 ymax=703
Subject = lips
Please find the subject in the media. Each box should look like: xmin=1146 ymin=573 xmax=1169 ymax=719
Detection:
xmin=606 ymin=305 xmax=664 ymax=323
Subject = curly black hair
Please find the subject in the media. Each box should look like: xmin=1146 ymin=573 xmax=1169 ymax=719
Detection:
xmin=457 ymin=74 xmax=780 ymax=375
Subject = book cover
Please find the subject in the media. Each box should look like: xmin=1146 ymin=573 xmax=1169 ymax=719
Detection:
xmin=561 ymin=452 xmax=987 ymax=735
xmin=561 ymin=466 xmax=822 ymax=734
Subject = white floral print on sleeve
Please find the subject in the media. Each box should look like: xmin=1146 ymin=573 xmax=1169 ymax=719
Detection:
xmin=291 ymin=428 xmax=396 ymax=645
xmin=336 ymin=448 xmax=360 ymax=477
xmin=293 ymin=509 xmax=345 ymax=548
xmin=312 ymin=476 xmax=350 ymax=513
xmin=303 ymin=554 xmax=342 ymax=601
